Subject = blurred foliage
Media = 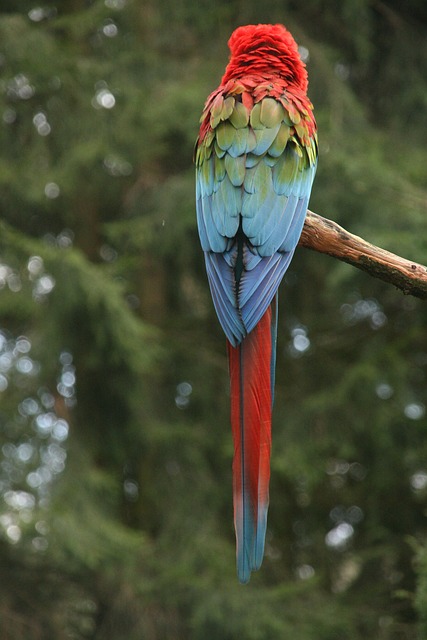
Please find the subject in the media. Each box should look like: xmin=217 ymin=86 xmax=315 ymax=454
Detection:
xmin=0 ymin=0 xmax=426 ymax=638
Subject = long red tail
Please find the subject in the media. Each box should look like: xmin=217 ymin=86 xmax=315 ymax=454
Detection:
xmin=227 ymin=300 xmax=277 ymax=583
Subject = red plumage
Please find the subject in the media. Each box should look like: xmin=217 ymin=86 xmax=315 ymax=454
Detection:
xmin=227 ymin=305 xmax=274 ymax=583
xmin=222 ymin=24 xmax=308 ymax=91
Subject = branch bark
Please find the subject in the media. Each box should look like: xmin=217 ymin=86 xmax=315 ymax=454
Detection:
xmin=299 ymin=210 xmax=427 ymax=300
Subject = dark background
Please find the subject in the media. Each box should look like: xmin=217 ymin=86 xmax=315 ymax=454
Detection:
xmin=0 ymin=1 xmax=427 ymax=638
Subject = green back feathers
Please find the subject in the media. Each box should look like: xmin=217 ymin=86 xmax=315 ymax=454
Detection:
xmin=195 ymin=85 xmax=317 ymax=193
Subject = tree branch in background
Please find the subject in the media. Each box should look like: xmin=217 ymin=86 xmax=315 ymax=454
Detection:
xmin=299 ymin=210 xmax=427 ymax=300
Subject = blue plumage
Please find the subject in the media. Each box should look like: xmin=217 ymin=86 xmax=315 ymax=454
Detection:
xmin=195 ymin=92 xmax=317 ymax=346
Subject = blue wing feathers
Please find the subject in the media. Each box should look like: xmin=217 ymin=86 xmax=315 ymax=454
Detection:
xmin=204 ymin=248 xmax=293 ymax=343
xmin=196 ymin=94 xmax=317 ymax=345
xmin=212 ymin=176 xmax=240 ymax=237
xmin=197 ymin=193 xmax=227 ymax=252
xmin=228 ymin=128 xmax=249 ymax=157
xmin=242 ymin=243 xmax=262 ymax=271
xmin=239 ymin=253 xmax=283 ymax=308
xmin=208 ymin=253 xmax=236 ymax=308
xmin=280 ymin=197 xmax=308 ymax=251
xmin=253 ymin=125 xmax=281 ymax=154
xmin=244 ymin=192 xmax=292 ymax=250
xmin=205 ymin=253 xmax=244 ymax=345
xmin=241 ymin=252 xmax=294 ymax=334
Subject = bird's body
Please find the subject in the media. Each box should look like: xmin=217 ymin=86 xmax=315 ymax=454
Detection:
xmin=195 ymin=24 xmax=317 ymax=583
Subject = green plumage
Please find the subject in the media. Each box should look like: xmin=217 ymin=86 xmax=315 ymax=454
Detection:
xmin=259 ymin=98 xmax=285 ymax=128
xmin=249 ymin=102 xmax=263 ymax=129
xmin=196 ymin=90 xmax=316 ymax=172
xmin=225 ymin=153 xmax=246 ymax=187
xmin=196 ymin=90 xmax=318 ymax=243
xmin=229 ymin=101 xmax=249 ymax=129
xmin=216 ymin=121 xmax=236 ymax=151
xmin=221 ymin=96 xmax=235 ymax=121
xmin=268 ymin=123 xmax=291 ymax=157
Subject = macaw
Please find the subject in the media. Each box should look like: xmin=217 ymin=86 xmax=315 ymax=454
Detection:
xmin=195 ymin=24 xmax=317 ymax=583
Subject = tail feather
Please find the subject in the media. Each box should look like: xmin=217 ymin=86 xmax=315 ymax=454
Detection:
xmin=227 ymin=296 xmax=278 ymax=583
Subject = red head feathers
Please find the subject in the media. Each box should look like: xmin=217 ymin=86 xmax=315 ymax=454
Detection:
xmin=221 ymin=24 xmax=308 ymax=92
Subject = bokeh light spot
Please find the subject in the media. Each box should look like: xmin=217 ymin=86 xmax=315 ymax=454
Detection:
xmin=404 ymin=403 xmax=425 ymax=420
xmin=45 ymin=182 xmax=60 ymax=199
xmin=102 ymin=20 xmax=118 ymax=37
xmin=93 ymin=88 xmax=116 ymax=109
xmin=325 ymin=522 xmax=354 ymax=549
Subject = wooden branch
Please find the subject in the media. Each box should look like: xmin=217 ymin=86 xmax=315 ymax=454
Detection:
xmin=299 ymin=210 xmax=427 ymax=299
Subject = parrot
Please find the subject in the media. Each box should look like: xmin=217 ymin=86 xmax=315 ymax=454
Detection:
xmin=194 ymin=23 xmax=318 ymax=583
